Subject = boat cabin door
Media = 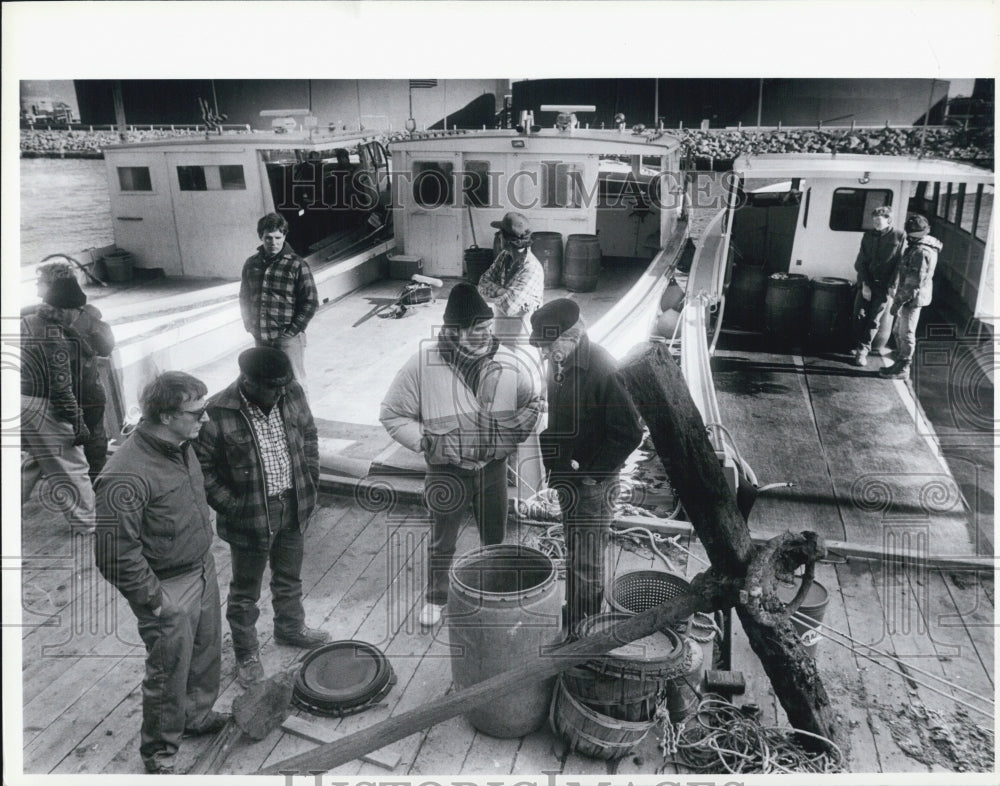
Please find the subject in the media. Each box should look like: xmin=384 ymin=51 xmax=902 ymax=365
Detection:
xmin=401 ymin=152 xmax=463 ymax=277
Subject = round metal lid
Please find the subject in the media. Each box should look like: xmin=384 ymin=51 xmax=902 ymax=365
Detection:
xmin=293 ymin=640 xmax=395 ymax=716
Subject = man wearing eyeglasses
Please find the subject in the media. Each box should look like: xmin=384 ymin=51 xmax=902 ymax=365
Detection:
xmin=94 ymin=371 xmax=227 ymax=775
xmin=194 ymin=347 xmax=328 ymax=689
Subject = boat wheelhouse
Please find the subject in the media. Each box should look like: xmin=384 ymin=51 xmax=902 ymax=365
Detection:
xmin=102 ymin=130 xmax=391 ymax=279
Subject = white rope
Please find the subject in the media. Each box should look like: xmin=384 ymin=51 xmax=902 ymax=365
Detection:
xmin=613 ymin=526 xmax=682 ymax=573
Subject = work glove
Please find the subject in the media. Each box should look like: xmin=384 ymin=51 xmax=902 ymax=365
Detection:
xmin=890 ymin=300 xmax=902 ymax=317
xmin=861 ymin=283 xmax=872 ymax=301
xmin=73 ymin=423 xmax=91 ymax=446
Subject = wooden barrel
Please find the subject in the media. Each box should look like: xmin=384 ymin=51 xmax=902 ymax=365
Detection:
xmin=531 ymin=231 xmax=563 ymax=289
xmin=448 ymin=545 xmax=562 ymax=738
xmin=763 ymin=272 xmax=810 ymax=342
xmin=562 ymin=612 xmax=685 ymax=722
xmin=563 ymin=234 xmax=602 ymax=292
xmin=549 ymin=677 xmax=655 ymax=760
xmin=808 ymin=277 xmax=853 ymax=350
xmin=727 ymin=264 xmax=767 ymax=329
xmin=463 ymin=247 xmax=494 ymax=285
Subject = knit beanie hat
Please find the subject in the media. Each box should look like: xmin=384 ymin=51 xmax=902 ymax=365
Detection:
xmin=43 ymin=276 xmax=87 ymax=309
xmin=238 ymin=346 xmax=292 ymax=382
xmin=904 ymin=214 xmax=930 ymax=238
xmin=530 ymin=298 xmax=580 ymax=346
xmin=443 ymin=282 xmax=493 ymax=328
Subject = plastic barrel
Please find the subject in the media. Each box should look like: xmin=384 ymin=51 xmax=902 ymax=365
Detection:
xmin=448 ymin=545 xmax=562 ymax=737
xmin=727 ymin=264 xmax=767 ymax=328
xmin=531 ymin=231 xmax=564 ymax=289
xmin=464 ymin=247 xmax=495 ymax=285
xmin=851 ymin=289 xmax=895 ymax=353
xmin=563 ymin=234 xmax=602 ymax=293
xmin=808 ymin=277 xmax=853 ymax=350
xmin=763 ymin=272 xmax=810 ymax=342
xmin=777 ymin=579 xmax=829 ymax=656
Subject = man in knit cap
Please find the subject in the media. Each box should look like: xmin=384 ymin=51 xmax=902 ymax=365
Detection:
xmin=26 ymin=263 xmax=116 ymax=481
xmin=21 ymin=275 xmax=96 ymax=532
xmin=195 ymin=346 xmax=329 ymax=688
xmin=879 ymin=214 xmax=943 ymax=380
xmin=380 ymin=282 xmax=543 ymax=628
xmin=530 ymin=298 xmax=643 ymax=632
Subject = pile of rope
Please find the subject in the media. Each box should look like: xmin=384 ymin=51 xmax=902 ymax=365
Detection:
xmin=656 ymin=694 xmax=845 ymax=774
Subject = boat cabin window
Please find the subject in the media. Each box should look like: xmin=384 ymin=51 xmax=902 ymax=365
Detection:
xmin=177 ymin=165 xmax=247 ymax=192
xmin=975 ymin=185 xmax=994 ymax=242
xmin=117 ymin=166 xmax=152 ymax=192
xmin=463 ymin=161 xmax=491 ymax=208
xmin=828 ymin=188 xmax=892 ymax=231
xmin=541 ymin=161 xmax=584 ymax=209
xmin=412 ymin=161 xmax=454 ymax=208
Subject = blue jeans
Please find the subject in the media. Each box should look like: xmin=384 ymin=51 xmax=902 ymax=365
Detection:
xmin=893 ymin=303 xmax=923 ymax=362
xmin=226 ymin=492 xmax=305 ymax=660
xmin=423 ymin=459 xmax=508 ymax=604
xmin=553 ymin=474 xmax=618 ymax=631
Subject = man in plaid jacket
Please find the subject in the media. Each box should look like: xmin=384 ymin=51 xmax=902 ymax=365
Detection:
xmin=239 ymin=213 xmax=319 ymax=393
xmin=194 ymin=347 xmax=329 ymax=687
xmin=477 ymin=211 xmax=545 ymax=344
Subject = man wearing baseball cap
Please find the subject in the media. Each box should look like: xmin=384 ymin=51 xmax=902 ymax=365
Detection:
xmin=478 ymin=211 xmax=545 ymax=342
xmin=380 ymin=282 xmax=543 ymax=628
xmin=195 ymin=347 xmax=329 ymax=687
xmin=879 ymin=214 xmax=943 ymax=379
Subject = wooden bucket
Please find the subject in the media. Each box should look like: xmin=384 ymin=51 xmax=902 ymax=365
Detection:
xmin=549 ymin=676 xmax=655 ymax=760
xmin=562 ymin=612 xmax=685 ymax=721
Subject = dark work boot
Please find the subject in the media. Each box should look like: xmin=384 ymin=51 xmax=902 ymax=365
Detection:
xmin=878 ymin=359 xmax=911 ymax=379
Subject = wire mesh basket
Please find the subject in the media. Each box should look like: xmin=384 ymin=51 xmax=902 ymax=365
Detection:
xmin=608 ymin=570 xmax=691 ymax=616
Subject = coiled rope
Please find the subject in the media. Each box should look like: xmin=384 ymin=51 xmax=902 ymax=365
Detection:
xmin=656 ymin=693 xmax=845 ymax=774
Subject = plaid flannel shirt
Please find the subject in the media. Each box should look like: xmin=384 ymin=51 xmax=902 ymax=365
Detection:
xmin=477 ymin=248 xmax=545 ymax=317
xmin=195 ymin=378 xmax=319 ymax=551
xmin=240 ymin=391 xmax=294 ymax=497
xmin=239 ymin=244 xmax=319 ymax=342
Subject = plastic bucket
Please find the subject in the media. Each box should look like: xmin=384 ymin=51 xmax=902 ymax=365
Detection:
xmin=764 ymin=272 xmax=810 ymax=342
xmin=102 ymin=252 xmax=134 ymax=283
xmin=727 ymin=264 xmax=767 ymax=328
xmin=808 ymin=277 xmax=853 ymax=350
xmin=464 ymin=247 xmax=494 ymax=285
xmin=563 ymin=234 xmax=602 ymax=292
xmin=531 ymin=231 xmax=563 ymax=289
xmin=777 ymin=579 xmax=829 ymax=656
xmin=448 ymin=545 xmax=562 ymax=737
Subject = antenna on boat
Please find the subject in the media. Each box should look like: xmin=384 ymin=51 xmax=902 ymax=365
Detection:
xmin=541 ymin=104 xmax=596 ymax=133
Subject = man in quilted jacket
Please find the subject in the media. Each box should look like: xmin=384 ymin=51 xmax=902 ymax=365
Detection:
xmin=380 ymin=282 xmax=543 ymax=628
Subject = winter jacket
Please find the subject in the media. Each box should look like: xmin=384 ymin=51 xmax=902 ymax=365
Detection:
xmin=539 ymin=322 xmax=643 ymax=479
xmin=854 ymin=226 xmax=906 ymax=295
xmin=380 ymin=339 xmax=543 ymax=470
xmin=896 ymin=235 xmax=943 ymax=308
xmin=94 ymin=425 xmax=214 ymax=611
xmin=20 ymin=308 xmax=88 ymax=438
xmin=194 ymin=378 xmax=319 ymax=551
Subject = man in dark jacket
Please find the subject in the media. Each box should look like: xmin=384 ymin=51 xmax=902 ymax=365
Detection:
xmin=851 ymin=205 xmax=906 ymax=367
xmin=21 ymin=277 xmax=95 ymax=532
xmin=239 ymin=212 xmax=319 ymax=393
xmin=194 ymin=347 xmax=329 ymax=688
xmin=529 ymin=299 xmax=643 ymax=631
xmin=94 ymin=371 xmax=227 ymax=775
xmin=26 ymin=265 xmax=116 ymax=481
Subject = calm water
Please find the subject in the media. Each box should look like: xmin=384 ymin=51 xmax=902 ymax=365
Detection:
xmin=19 ymin=158 xmax=114 ymax=266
